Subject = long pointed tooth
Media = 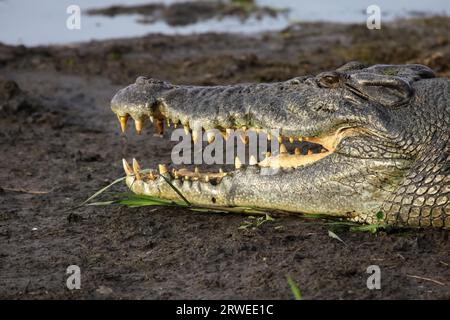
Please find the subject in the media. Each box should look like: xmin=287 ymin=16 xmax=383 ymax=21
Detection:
xmin=226 ymin=128 xmax=232 ymax=140
xmin=118 ymin=115 xmax=128 ymax=133
xmin=289 ymin=136 xmax=294 ymax=143
xmin=132 ymin=158 xmax=142 ymax=180
xmin=219 ymin=168 xmax=224 ymax=174
xmin=280 ymin=143 xmax=288 ymax=154
xmin=194 ymin=167 xmax=199 ymax=174
xmin=298 ymin=137 xmax=303 ymax=142
xmin=184 ymin=125 xmax=190 ymax=135
xmin=158 ymin=164 xmax=168 ymax=174
xmin=135 ymin=119 xmax=143 ymax=135
xmin=122 ymin=159 xmax=133 ymax=176
xmin=149 ymin=116 xmax=154 ymax=123
xmin=249 ymin=155 xmax=257 ymax=166
xmin=166 ymin=119 xmax=171 ymax=127
xmin=239 ymin=132 xmax=248 ymax=145
xmin=267 ymin=132 xmax=272 ymax=140
xmin=235 ymin=156 xmax=242 ymax=169
xmin=204 ymin=175 xmax=210 ymax=183
xmin=278 ymin=136 xmax=283 ymax=143
xmin=206 ymin=131 xmax=215 ymax=143
xmin=192 ymin=130 xmax=200 ymax=144
xmin=294 ymin=147 xmax=301 ymax=155
xmin=155 ymin=119 xmax=164 ymax=135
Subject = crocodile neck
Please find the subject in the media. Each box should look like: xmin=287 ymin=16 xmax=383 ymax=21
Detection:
xmin=383 ymin=79 xmax=450 ymax=227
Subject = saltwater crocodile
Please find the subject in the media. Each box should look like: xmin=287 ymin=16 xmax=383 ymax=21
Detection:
xmin=111 ymin=62 xmax=450 ymax=228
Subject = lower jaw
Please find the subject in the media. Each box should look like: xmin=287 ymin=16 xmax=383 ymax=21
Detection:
xmin=122 ymin=157 xmax=377 ymax=218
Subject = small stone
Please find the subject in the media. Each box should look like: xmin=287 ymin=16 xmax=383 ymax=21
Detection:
xmin=96 ymin=285 xmax=113 ymax=295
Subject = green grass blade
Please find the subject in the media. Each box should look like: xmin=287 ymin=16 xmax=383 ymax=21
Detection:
xmin=86 ymin=201 xmax=116 ymax=206
xmin=81 ymin=176 xmax=125 ymax=206
xmin=287 ymin=276 xmax=302 ymax=300
xmin=159 ymin=174 xmax=191 ymax=206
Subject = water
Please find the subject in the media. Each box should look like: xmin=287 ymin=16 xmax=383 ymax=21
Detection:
xmin=0 ymin=0 xmax=448 ymax=46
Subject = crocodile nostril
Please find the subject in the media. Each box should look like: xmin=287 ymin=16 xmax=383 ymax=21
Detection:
xmin=211 ymin=197 xmax=216 ymax=203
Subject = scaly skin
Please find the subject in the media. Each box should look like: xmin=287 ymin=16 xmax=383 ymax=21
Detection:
xmin=111 ymin=62 xmax=450 ymax=228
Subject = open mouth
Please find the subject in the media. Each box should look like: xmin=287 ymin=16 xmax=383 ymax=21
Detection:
xmin=117 ymin=112 xmax=358 ymax=184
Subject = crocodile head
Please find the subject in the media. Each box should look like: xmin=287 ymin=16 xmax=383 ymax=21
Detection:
xmin=111 ymin=62 xmax=450 ymax=228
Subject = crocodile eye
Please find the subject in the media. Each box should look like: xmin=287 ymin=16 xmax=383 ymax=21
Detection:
xmin=317 ymin=72 xmax=341 ymax=88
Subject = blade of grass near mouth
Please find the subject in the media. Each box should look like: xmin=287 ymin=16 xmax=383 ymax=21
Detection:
xmin=82 ymin=177 xmax=125 ymax=205
xmin=160 ymin=174 xmax=191 ymax=206
xmin=79 ymin=169 xmax=155 ymax=208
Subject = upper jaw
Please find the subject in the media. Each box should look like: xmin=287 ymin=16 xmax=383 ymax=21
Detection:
xmin=110 ymin=78 xmax=373 ymax=173
xmin=111 ymin=76 xmax=320 ymax=133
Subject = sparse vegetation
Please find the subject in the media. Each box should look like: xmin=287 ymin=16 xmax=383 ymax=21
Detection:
xmin=287 ymin=276 xmax=302 ymax=300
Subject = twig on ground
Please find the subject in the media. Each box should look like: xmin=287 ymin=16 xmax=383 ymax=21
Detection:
xmin=1 ymin=187 xmax=51 ymax=195
xmin=406 ymin=274 xmax=445 ymax=286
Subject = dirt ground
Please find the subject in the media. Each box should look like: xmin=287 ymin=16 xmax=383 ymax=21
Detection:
xmin=1 ymin=16 xmax=450 ymax=299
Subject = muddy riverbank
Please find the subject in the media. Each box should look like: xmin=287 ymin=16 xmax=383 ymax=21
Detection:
xmin=0 ymin=16 xmax=449 ymax=299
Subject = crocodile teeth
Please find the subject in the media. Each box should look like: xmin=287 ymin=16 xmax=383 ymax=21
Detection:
xmin=192 ymin=130 xmax=200 ymax=143
xmin=149 ymin=116 xmax=154 ymax=123
xmin=122 ymin=159 xmax=133 ymax=176
xmin=184 ymin=125 xmax=190 ymax=135
xmin=132 ymin=158 xmax=142 ymax=180
xmin=155 ymin=119 xmax=164 ymax=135
xmin=249 ymin=155 xmax=258 ymax=165
xmin=226 ymin=129 xmax=233 ymax=140
xmin=294 ymin=147 xmax=301 ymax=155
xmin=206 ymin=131 xmax=215 ymax=143
xmin=148 ymin=171 xmax=156 ymax=180
xmin=280 ymin=143 xmax=288 ymax=154
xmin=289 ymin=137 xmax=294 ymax=143
xmin=240 ymin=132 xmax=248 ymax=145
xmin=118 ymin=115 xmax=128 ymax=133
xmin=235 ymin=156 xmax=242 ymax=169
xmin=134 ymin=119 xmax=143 ymax=135
xmin=158 ymin=164 xmax=168 ymax=174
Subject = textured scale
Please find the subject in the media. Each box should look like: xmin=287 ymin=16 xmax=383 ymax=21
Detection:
xmin=111 ymin=64 xmax=450 ymax=228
